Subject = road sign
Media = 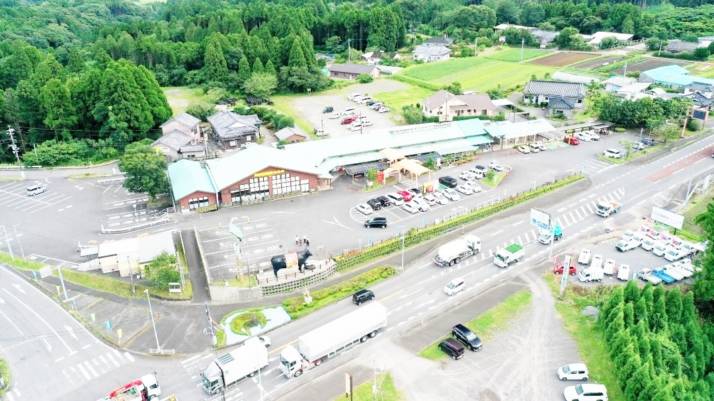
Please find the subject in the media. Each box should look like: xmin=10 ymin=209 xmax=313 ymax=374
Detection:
xmin=530 ymin=208 xmax=551 ymax=230
xmin=559 ymin=255 xmax=571 ymax=298
xmin=651 ymin=207 xmax=684 ymax=230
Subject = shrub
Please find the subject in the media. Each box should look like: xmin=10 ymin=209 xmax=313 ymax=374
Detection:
xmin=687 ymin=118 xmax=702 ymax=131
xmin=357 ymin=73 xmax=374 ymax=83
xmin=144 ymin=253 xmax=179 ymax=290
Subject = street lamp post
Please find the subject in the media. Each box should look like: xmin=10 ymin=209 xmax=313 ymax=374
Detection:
xmin=1 ymin=225 xmax=13 ymax=258
xmin=144 ymin=289 xmax=161 ymax=353
xmin=57 ymin=264 xmax=69 ymax=301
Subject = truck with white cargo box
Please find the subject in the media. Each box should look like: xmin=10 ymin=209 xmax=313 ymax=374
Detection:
xmin=493 ymin=243 xmax=524 ymax=268
xmin=433 ymin=235 xmax=481 ymax=267
xmin=578 ymin=266 xmax=604 ymax=282
xmin=201 ymin=337 xmax=269 ymax=394
xmin=595 ymin=200 xmax=620 ymax=217
xmin=280 ymin=302 xmax=387 ymax=378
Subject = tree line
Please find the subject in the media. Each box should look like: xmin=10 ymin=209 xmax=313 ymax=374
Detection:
xmin=599 ymin=282 xmax=713 ymax=401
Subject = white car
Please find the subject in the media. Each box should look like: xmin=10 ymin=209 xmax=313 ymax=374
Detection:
xmin=401 ymin=202 xmax=419 ymax=214
xmin=456 ymin=184 xmax=473 ymax=195
xmin=616 ymin=238 xmax=640 ymax=252
xmin=575 ymin=132 xmax=592 ymax=142
xmin=603 ymin=259 xmax=616 ymax=275
xmin=528 ymin=143 xmax=541 ymax=153
xmin=488 ymin=161 xmax=505 ymax=172
xmin=465 ymin=182 xmax=483 ymax=193
xmin=617 ymin=264 xmax=630 ymax=281
xmin=577 ymin=249 xmax=592 ymax=265
xmin=652 ymin=241 xmax=667 ymax=257
xmin=386 ymin=193 xmax=404 ymax=206
xmin=412 ymin=198 xmax=430 ymax=212
xmin=588 ymin=131 xmax=600 ymax=141
xmin=356 ymin=203 xmax=373 ymax=215
xmin=459 ymin=171 xmax=477 ymax=181
xmin=557 ymin=363 xmax=589 ymax=381
xmin=378 ymin=107 xmax=390 ymax=113
xmin=563 ymin=384 xmax=608 ymax=401
xmin=423 ymin=193 xmax=437 ymax=206
xmin=468 ymin=167 xmax=484 ymax=179
xmin=443 ymin=277 xmax=465 ymax=296
xmin=591 ymin=254 xmax=603 ymax=270
xmin=603 ymin=149 xmax=623 ymax=159
xmin=443 ymin=188 xmax=461 ymax=201
xmin=433 ymin=191 xmax=449 ymax=205
xmin=516 ymin=145 xmax=530 ymax=154
xmin=531 ymin=142 xmax=545 ymax=152
xmin=26 ymin=183 xmax=47 ymax=196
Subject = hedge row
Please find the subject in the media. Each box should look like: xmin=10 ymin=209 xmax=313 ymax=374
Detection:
xmin=334 ymin=174 xmax=583 ymax=271
xmin=282 ymin=266 xmax=396 ymax=319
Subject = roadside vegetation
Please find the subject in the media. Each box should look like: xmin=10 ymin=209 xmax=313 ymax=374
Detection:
xmin=419 ymin=289 xmax=532 ymax=360
xmin=0 ymin=358 xmax=10 ymax=398
xmin=282 ymin=266 xmax=396 ymax=320
xmin=333 ymin=373 xmax=403 ymax=401
xmin=481 ymin=170 xmax=508 ymax=188
xmin=682 ymin=187 xmax=714 ymax=239
xmin=227 ymin=309 xmax=267 ymax=336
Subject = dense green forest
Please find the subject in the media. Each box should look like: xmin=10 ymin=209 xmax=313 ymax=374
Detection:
xmin=2 ymin=0 xmax=714 ymax=164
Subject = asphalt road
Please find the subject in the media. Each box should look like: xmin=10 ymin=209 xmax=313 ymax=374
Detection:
xmin=2 ymin=132 xmax=713 ymax=401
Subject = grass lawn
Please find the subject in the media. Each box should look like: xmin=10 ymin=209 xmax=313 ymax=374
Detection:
xmin=334 ymin=373 xmax=403 ymax=401
xmin=219 ymin=275 xmax=258 ymax=288
xmin=485 ymin=47 xmax=552 ymax=62
xmin=162 ymin=86 xmax=224 ymax=116
xmin=214 ymin=328 xmax=226 ymax=348
xmin=400 ymin=57 xmax=554 ymax=91
xmin=682 ymin=186 xmax=714 ymax=238
xmin=597 ymin=141 xmax=665 ymax=165
xmin=545 ymin=276 xmax=624 ymax=401
xmin=0 ymin=358 xmax=9 ymax=397
xmin=481 ymin=171 xmax=508 ymax=188
xmin=227 ymin=308 xmax=267 ymax=335
xmin=372 ymin=83 xmax=435 ymax=113
xmin=271 ymin=95 xmax=316 ymax=138
xmin=418 ymin=289 xmax=532 ymax=360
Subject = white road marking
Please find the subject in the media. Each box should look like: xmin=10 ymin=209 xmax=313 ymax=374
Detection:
xmin=42 ymin=337 xmax=52 ymax=351
xmin=83 ymin=361 xmax=99 ymax=378
xmin=123 ymin=351 xmax=135 ymax=362
xmin=11 ymin=283 xmax=25 ymax=294
xmin=76 ymin=363 xmax=91 ymax=381
xmin=64 ymin=325 xmax=78 ymax=341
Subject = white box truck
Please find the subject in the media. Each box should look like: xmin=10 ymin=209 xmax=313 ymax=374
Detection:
xmin=493 ymin=243 xmax=524 ymax=268
xmin=578 ymin=267 xmax=604 ymax=282
xmin=433 ymin=235 xmax=481 ymax=267
xmin=280 ymin=302 xmax=387 ymax=378
xmin=201 ymin=338 xmax=269 ymax=395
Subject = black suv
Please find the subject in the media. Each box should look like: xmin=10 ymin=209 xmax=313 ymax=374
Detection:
xmin=352 ymin=289 xmax=375 ymax=305
xmin=376 ymin=196 xmax=392 ymax=207
xmin=438 ymin=176 xmax=458 ymax=188
xmin=366 ymin=198 xmax=382 ymax=211
xmin=439 ymin=338 xmax=465 ymax=360
xmin=452 ymin=324 xmax=483 ymax=351
xmin=364 ymin=216 xmax=387 ymax=228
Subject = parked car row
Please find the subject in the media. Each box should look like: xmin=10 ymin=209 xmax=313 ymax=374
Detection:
xmin=516 ymin=142 xmax=546 ymax=154
xmin=576 ymin=249 xmax=631 ymax=282
xmin=438 ymin=322 xmax=483 ymax=360
xmin=638 ymin=259 xmax=697 ymax=285
xmin=619 ymin=227 xmax=703 ymax=263
xmin=346 ymin=92 xmax=389 ymax=113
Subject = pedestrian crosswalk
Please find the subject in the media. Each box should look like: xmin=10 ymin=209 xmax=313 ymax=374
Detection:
xmin=576 ymin=158 xmax=614 ymax=175
xmin=60 ymin=349 xmax=135 ymax=383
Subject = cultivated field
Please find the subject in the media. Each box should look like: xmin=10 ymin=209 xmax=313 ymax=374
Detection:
xmin=612 ymin=56 xmax=691 ymax=74
xmin=400 ymin=57 xmax=554 ymax=91
xmin=530 ymin=52 xmax=599 ymax=67
xmin=571 ymin=55 xmax=625 ymax=70
xmin=485 ymin=47 xmax=552 ymax=62
xmin=689 ymin=61 xmax=714 ymax=78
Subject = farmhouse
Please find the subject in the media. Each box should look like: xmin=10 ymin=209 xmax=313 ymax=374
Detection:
xmin=665 ymin=40 xmax=700 ymax=54
xmin=168 ymin=118 xmax=557 ymax=211
xmin=639 ymin=65 xmax=714 ymax=92
xmin=413 ymin=44 xmax=451 ymax=63
xmin=531 ymin=29 xmax=558 ymax=48
xmin=208 ymin=111 xmax=261 ymax=149
xmin=152 ymin=112 xmax=203 ymax=161
xmin=327 ymin=63 xmax=380 ymax=80
xmin=424 ymin=35 xmax=454 ymax=47
xmin=523 ymin=80 xmax=586 ymax=116
xmin=422 ymin=90 xmax=497 ymax=122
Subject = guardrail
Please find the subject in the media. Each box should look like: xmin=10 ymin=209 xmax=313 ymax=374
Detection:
xmin=257 ymin=260 xmax=337 ymax=296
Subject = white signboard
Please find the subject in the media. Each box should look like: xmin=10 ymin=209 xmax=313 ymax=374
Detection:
xmin=530 ymin=208 xmax=551 ymax=230
xmin=651 ymin=207 xmax=684 ymax=230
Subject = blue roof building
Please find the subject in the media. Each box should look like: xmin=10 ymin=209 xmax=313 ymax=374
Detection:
xmin=639 ymin=65 xmax=714 ymax=91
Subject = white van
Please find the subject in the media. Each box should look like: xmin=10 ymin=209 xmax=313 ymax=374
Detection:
xmin=26 ymin=183 xmax=46 ymax=196
xmin=443 ymin=278 xmax=465 ymax=296
xmin=603 ymin=149 xmax=622 ymax=159
xmin=557 ymin=363 xmax=589 ymax=381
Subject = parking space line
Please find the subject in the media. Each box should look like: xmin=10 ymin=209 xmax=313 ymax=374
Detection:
xmin=574 ymin=209 xmax=583 ymax=220
xmin=586 ymin=204 xmax=594 ymax=214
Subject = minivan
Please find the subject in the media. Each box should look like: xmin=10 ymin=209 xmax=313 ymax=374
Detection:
xmin=438 ymin=338 xmax=465 ymax=360
xmin=557 ymin=363 xmax=589 ymax=381
xmin=452 ymin=324 xmax=482 ymax=351
xmin=443 ymin=278 xmax=465 ymax=296
xmin=603 ymin=149 xmax=622 ymax=159
xmin=352 ymin=289 xmax=375 ymax=305
xmin=438 ymin=176 xmax=458 ymax=188
xmin=563 ymin=383 xmax=608 ymax=401
xmin=26 ymin=183 xmax=46 ymax=196
xmin=386 ymin=193 xmax=404 ymax=206
xmin=364 ymin=217 xmax=387 ymax=229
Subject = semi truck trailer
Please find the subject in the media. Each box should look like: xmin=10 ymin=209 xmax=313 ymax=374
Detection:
xmin=201 ymin=337 xmax=269 ymax=394
xmin=433 ymin=235 xmax=481 ymax=267
xmin=280 ymin=302 xmax=387 ymax=378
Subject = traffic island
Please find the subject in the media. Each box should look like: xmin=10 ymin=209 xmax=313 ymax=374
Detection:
xmin=481 ymin=170 xmax=508 ymax=188
xmin=216 ymin=306 xmax=291 ymax=348
xmin=418 ymin=288 xmax=532 ymax=360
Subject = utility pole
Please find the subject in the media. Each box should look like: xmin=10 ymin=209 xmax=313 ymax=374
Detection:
xmin=205 ymin=303 xmax=216 ymax=341
xmin=1 ymin=226 xmax=13 ymax=258
xmin=13 ymin=226 xmax=24 ymax=258
xmin=6 ymin=126 xmax=21 ymax=165
xmin=145 ymin=289 xmax=162 ymax=353
xmin=474 ymin=37 xmax=478 ymax=54
xmin=57 ymin=264 xmax=69 ymax=301
xmin=680 ymin=106 xmax=691 ymax=138
xmin=347 ymin=38 xmax=351 ymax=63
xmin=520 ymin=38 xmax=525 ymax=62
xmin=623 ymin=61 xmax=628 ymax=77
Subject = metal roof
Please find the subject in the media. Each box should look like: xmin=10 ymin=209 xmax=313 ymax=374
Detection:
xmin=167 ymin=159 xmax=216 ymax=200
xmin=328 ymin=63 xmax=377 ymax=75
xmin=641 ymin=65 xmax=714 ymax=87
xmin=413 ymin=44 xmax=450 ymax=58
xmin=524 ymin=81 xmax=586 ymax=98
xmin=208 ymin=111 xmax=260 ymax=139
